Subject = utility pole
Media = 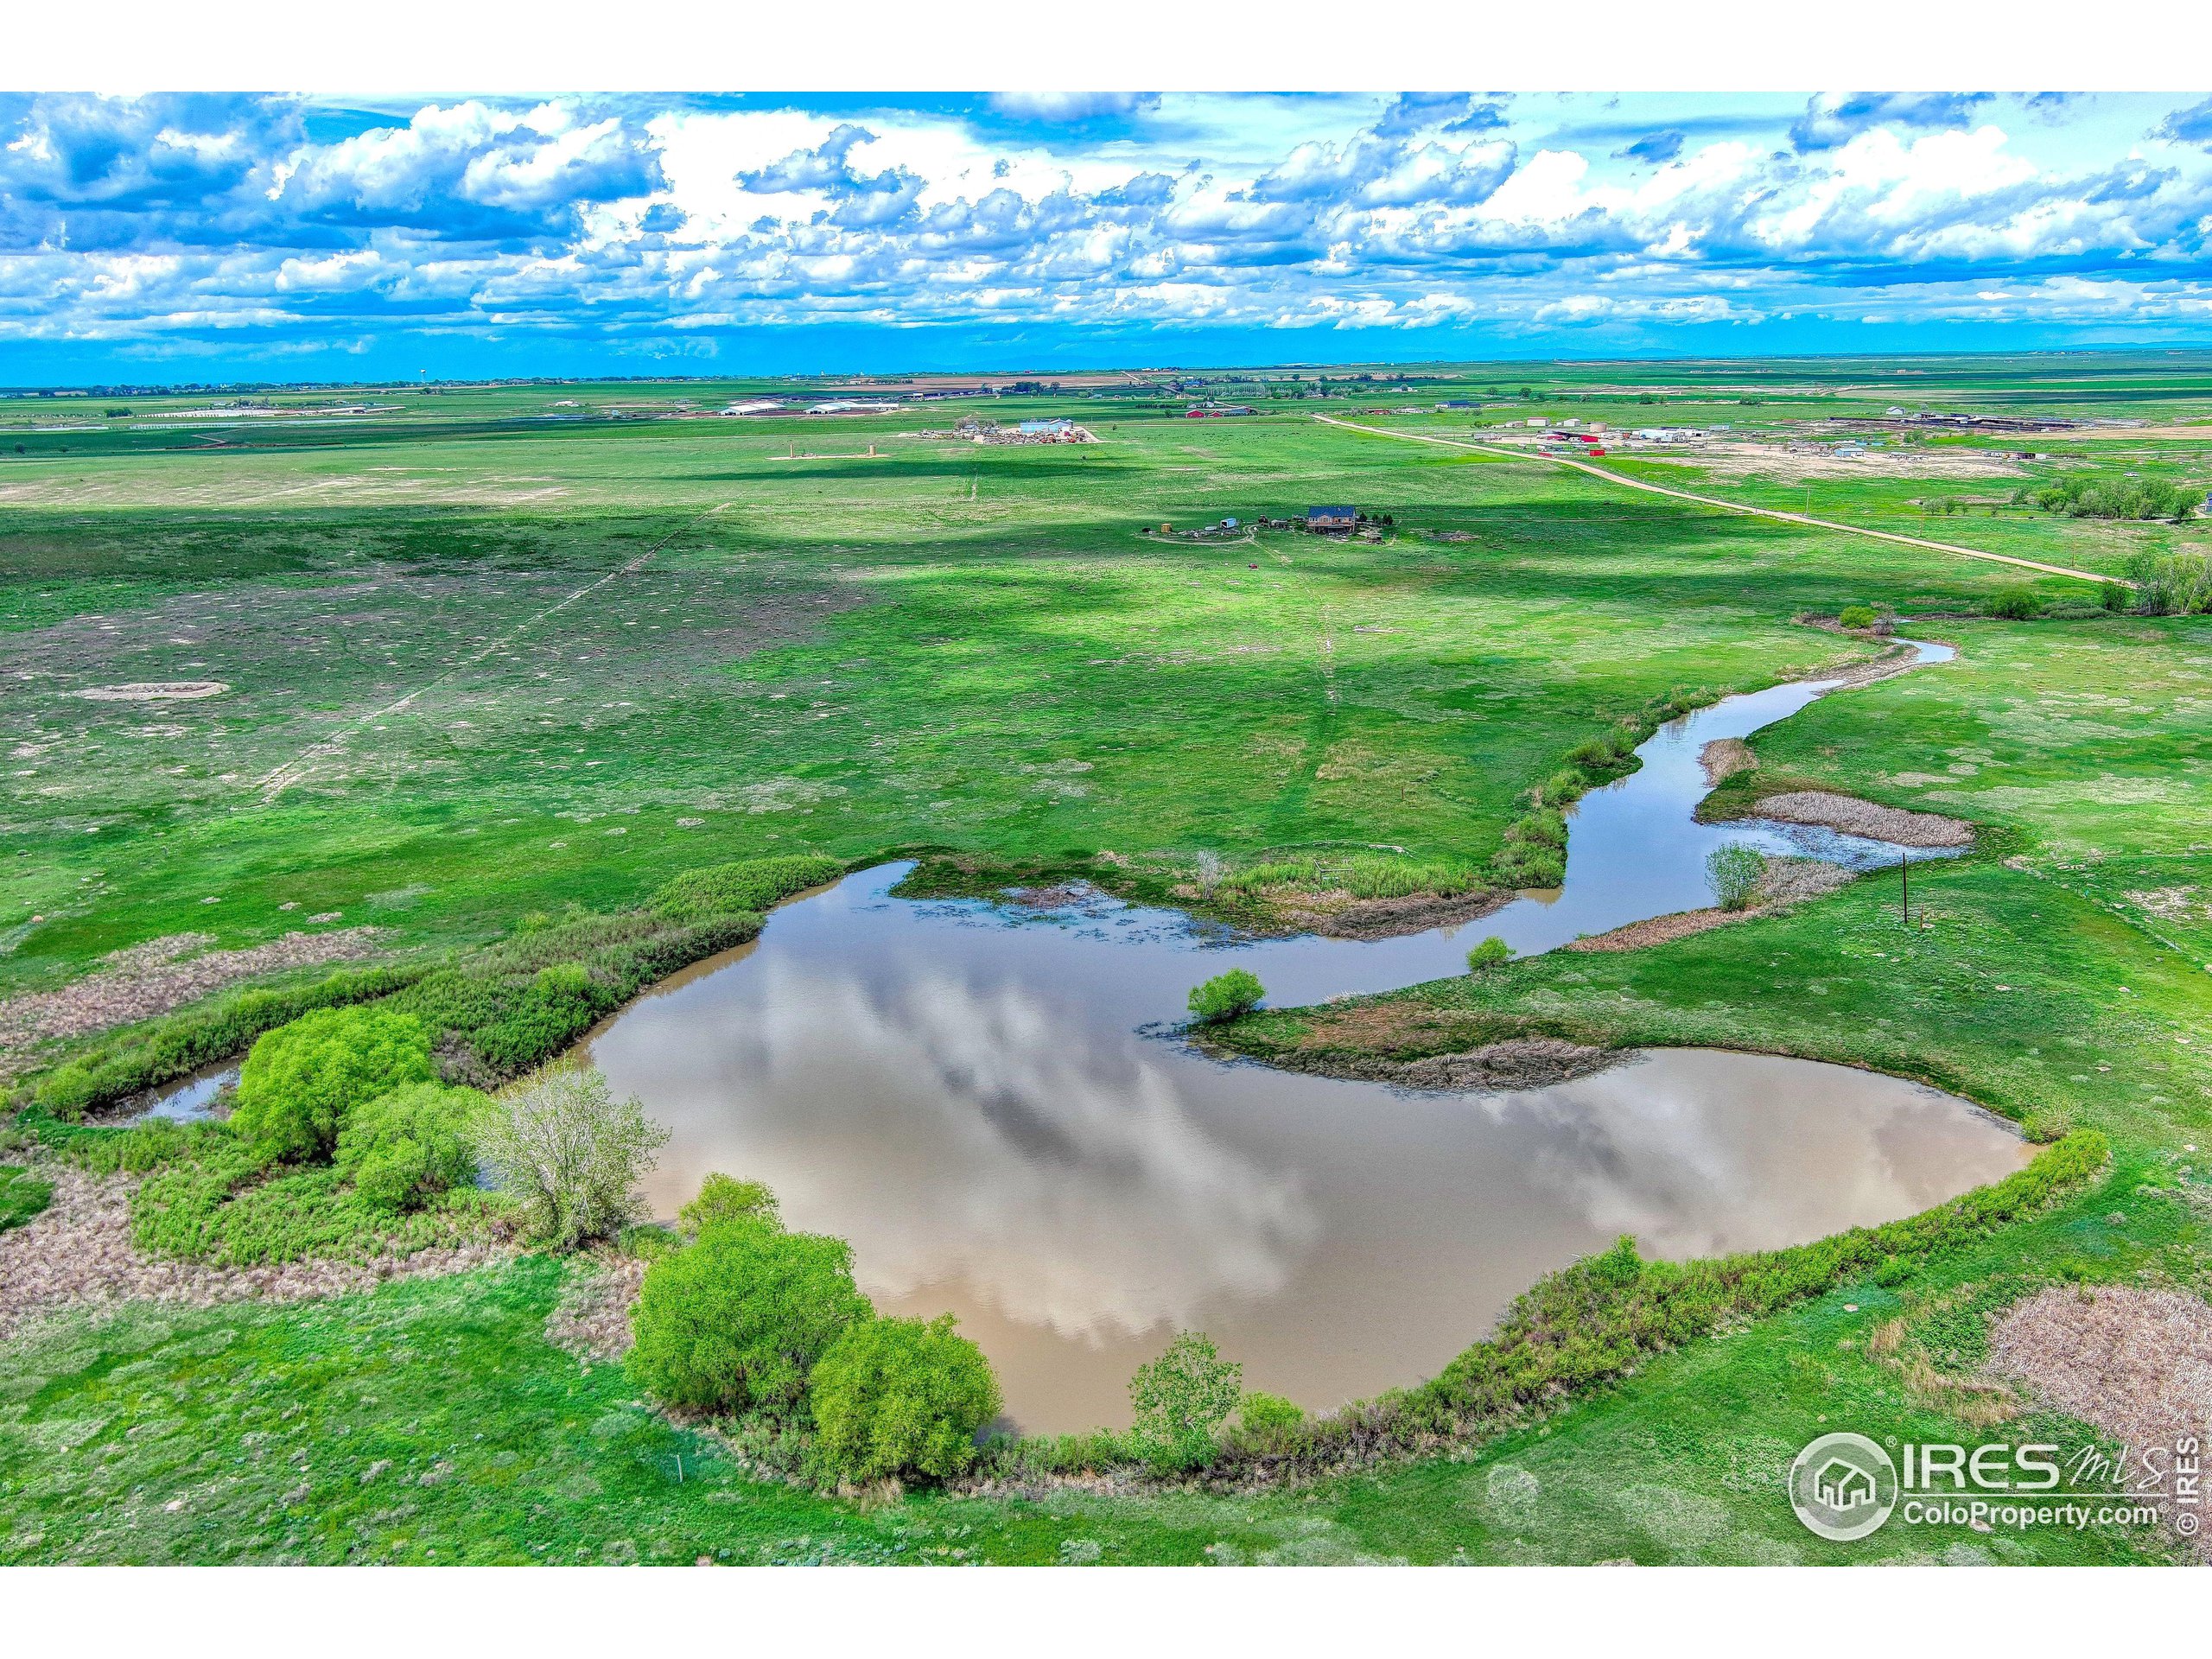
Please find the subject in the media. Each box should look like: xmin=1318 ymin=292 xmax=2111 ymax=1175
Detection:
xmin=1901 ymin=851 xmax=1910 ymax=927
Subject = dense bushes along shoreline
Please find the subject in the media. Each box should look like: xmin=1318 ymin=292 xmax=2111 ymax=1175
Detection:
xmin=22 ymin=855 xmax=844 ymax=1120
xmin=612 ymin=1128 xmax=2105 ymax=1494
xmin=9 ymin=842 xmax=2116 ymax=1495
xmin=17 ymin=900 xmax=2107 ymax=1492
xmin=16 ymin=856 xmax=840 ymax=1268
xmin=966 ymin=1129 xmax=2107 ymax=1489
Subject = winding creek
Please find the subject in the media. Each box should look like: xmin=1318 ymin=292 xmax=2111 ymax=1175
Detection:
xmin=581 ymin=639 xmax=2025 ymax=1433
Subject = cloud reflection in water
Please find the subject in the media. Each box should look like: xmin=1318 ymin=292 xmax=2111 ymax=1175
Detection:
xmin=591 ymin=866 xmax=2025 ymax=1432
xmin=620 ymin=955 xmax=1318 ymax=1343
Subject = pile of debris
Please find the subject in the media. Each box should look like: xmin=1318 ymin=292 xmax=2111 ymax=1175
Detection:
xmin=923 ymin=416 xmax=1096 ymax=445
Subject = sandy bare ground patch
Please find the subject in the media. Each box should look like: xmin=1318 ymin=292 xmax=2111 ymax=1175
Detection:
xmin=73 ymin=681 xmax=229 ymax=702
xmin=0 ymin=1163 xmax=508 ymax=1344
xmin=1700 ymin=738 xmax=1757 ymax=784
xmin=1253 ymin=1033 xmax=1625 ymax=1092
xmin=1287 ymin=887 xmax=1512 ymax=941
xmin=1568 ymin=908 xmax=1746 ymax=952
xmin=1165 ymin=878 xmax=1510 ymax=941
xmin=1753 ymin=791 xmax=1974 ymax=848
xmin=1567 ymin=858 xmax=1852 ymax=952
xmin=546 ymin=1251 xmax=645 ymax=1363
xmin=2126 ymin=886 xmax=2212 ymax=925
xmin=0 ymin=927 xmax=383 ymax=1065
xmin=1671 ymin=442 xmax=2027 ymax=486
xmin=1986 ymin=1285 xmax=2212 ymax=1559
xmin=1811 ymin=635 xmax=1952 ymax=689
xmin=1237 ymin=1031 xmax=1625 ymax=1092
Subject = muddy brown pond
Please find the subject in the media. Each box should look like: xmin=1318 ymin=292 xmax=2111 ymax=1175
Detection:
xmin=585 ymin=642 xmax=2020 ymax=1434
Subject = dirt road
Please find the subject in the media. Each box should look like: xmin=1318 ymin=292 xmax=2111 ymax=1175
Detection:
xmin=1313 ymin=416 xmax=2125 ymax=588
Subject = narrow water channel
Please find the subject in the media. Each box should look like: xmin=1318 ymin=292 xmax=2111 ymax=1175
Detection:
xmin=587 ymin=639 xmax=2022 ymax=1433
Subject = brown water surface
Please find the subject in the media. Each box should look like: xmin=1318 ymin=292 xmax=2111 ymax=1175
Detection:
xmin=585 ymin=641 xmax=2023 ymax=1433
xmin=589 ymin=867 xmax=2024 ymax=1433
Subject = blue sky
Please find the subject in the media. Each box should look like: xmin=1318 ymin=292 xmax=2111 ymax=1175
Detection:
xmin=4 ymin=89 xmax=2212 ymax=383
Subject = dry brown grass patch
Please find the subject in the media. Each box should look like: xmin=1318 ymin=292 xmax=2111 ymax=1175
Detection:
xmin=1986 ymin=1284 xmax=2212 ymax=1557
xmin=0 ymin=1162 xmax=506 ymax=1344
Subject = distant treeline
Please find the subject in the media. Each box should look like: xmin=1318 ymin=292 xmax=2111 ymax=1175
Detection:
xmin=2018 ymin=474 xmax=2202 ymax=522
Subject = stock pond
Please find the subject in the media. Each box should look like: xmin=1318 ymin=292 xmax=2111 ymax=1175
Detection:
xmin=588 ymin=641 xmax=2021 ymax=1433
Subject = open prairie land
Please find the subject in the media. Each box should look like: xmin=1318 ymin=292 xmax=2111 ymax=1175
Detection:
xmin=3 ymin=358 xmax=2209 ymax=1564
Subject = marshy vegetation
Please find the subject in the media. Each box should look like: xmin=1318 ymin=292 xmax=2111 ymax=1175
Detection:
xmin=3 ymin=365 xmax=2208 ymax=1564
xmin=1206 ymin=852 xmax=1484 ymax=905
xmin=14 ymin=856 xmax=844 ymax=1270
xmin=1491 ymin=692 xmax=1719 ymax=889
xmin=22 ymin=855 xmax=844 ymax=1120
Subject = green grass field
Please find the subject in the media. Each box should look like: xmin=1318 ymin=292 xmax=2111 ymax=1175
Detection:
xmin=3 ymin=356 xmax=2209 ymax=1564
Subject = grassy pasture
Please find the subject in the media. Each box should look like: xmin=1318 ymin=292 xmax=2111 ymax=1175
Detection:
xmin=4 ymin=393 xmax=2164 ymax=1002
xmin=2 ymin=357 xmax=2209 ymax=1565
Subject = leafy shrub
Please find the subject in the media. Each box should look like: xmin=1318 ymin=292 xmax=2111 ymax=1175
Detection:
xmin=462 ymin=962 xmax=606 ymax=1073
xmin=1466 ymin=937 xmax=1515 ymax=972
xmin=2101 ymin=581 xmax=2130 ymax=612
xmin=334 ymin=1082 xmax=488 ymax=1214
xmin=1187 ymin=969 xmax=1264 ymax=1024
xmin=0 ymin=1165 xmax=54 ymax=1233
xmin=1236 ymin=1390 xmax=1304 ymax=1435
xmin=1837 ymin=603 xmax=1878 ymax=630
xmin=28 ymin=1065 xmax=98 ymax=1118
xmin=679 ymin=1172 xmax=781 ymax=1238
xmin=28 ymin=962 xmax=426 ymax=1120
xmin=809 ymin=1313 xmax=1002 ymax=1485
xmin=1224 ymin=1389 xmax=1313 ymax=1459
xmin=620 ymin=1222 xmax=686 ymax=1262
xmin=474 ymin=1061 xmax=669 ymax=1250
xmin=650 ymin=854 xmax=844 ymax=925
xmin=1513 ymin=807 xmax=1567 ymax=849
xmin=128 ymin=1134 xmax=276 ymax=1258
xmin=1705 ymin=842 xmax=1768 ymax=911
xmin=232 ymin=1007 xmax=435 ymax=1163
xmin=1513 ymin=712 xmax=1663 ymax=844
xmin=1127 ymin=1331 xmax=1243 ymax=1472
xmin=1493 ymin=803 xmax=1571 ymax=889
xmin=1986 ymin=587 xmax=2044 ymax=620
xmin=627 ymin=1221 xmax=871 ymax=1417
